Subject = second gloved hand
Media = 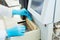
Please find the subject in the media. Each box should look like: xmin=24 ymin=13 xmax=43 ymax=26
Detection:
xmin=6 ymin=25 xmax=26 ymax=38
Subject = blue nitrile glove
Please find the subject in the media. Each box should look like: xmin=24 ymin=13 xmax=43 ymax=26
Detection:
xmin=6 ymin=25 xmax=26 ymax=38
xmin=12 ymin=8 xmax=32 ymax=20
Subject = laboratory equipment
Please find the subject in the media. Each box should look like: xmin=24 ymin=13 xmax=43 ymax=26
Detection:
xmin=26 ymin=18 xmax=37 ymax=30
xmin=28 ymin=0 xmax=56 ymax=40
xmin=53 ymin=0 xmax=60 ymax=40
xmin=1 ymin=0 xmax=60 ymax=40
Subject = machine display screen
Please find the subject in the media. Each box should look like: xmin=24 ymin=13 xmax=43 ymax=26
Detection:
xmin=31 ymin=0 xmax=44 ymax=15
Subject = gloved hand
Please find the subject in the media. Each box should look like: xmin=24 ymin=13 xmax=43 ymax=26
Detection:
xmin=6 ymin=25 xmax=26 ymax=38
xmin=12 ymin=8 xmax=32 ymax=20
